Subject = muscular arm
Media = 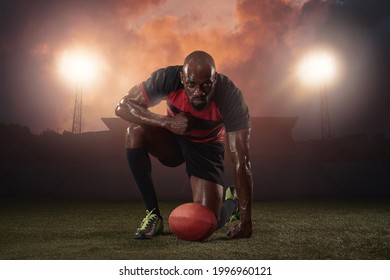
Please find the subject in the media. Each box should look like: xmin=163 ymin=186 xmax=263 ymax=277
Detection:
xmin=115 ymin=85 xmax=191 ymax=135
xmin=226 ymin=128 xmax=253 ymax=238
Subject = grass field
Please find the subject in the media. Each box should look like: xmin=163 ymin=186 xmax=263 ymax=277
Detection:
xmin=0 ymin=198 xmax=389 ymax=260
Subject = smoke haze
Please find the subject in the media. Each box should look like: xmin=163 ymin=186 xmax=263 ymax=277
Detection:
xmin=1 ymin=0 xmax=389 ymax=139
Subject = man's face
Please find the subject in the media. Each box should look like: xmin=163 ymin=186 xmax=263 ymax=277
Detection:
xmin=180 ymin=63 xmax=217 ymax=111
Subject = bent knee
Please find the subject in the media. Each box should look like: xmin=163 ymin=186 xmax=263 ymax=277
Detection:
xmin=126 ymin=123 xmax=146 ymax=137
xmin=125 ymin=123 xmax=147 ymax=148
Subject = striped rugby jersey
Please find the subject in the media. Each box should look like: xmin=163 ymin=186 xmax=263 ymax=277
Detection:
xmin=140 ymin=65 xmax=250 ymax=143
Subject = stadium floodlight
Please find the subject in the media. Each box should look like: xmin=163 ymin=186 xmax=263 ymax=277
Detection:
xmin=59 ymin=49 xmax=97 ymax=133
xmin=297 ymin=50 xmax=338 ymax=140
xmin=297 ymin=51 xmax=336 ymax=87
xmin=59 ymin=49 xmax=97 ymax=85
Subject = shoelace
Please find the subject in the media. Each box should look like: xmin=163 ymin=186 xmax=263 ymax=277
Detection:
xmin=229 ymin=213 xmax=239 ymax=223
xmin=138 ymin=210 xmax=157 ymax=230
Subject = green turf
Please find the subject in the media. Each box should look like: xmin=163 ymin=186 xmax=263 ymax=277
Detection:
xmin=0 ymin=199 xmax=389 ymax=259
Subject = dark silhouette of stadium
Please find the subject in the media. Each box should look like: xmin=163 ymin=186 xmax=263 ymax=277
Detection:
xmin=1 ymin=117 xmax=389 ymax=200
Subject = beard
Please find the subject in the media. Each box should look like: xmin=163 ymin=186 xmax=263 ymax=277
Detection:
xmin=189 ymin=97 xmax=208 ymax=111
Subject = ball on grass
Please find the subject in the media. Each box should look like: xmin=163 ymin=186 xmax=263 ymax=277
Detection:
xmin=169 ymin=202 xmax=217 ymax=241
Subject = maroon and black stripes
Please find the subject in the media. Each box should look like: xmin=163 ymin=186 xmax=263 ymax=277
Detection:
xmin=166 ymin=89 xmax=225 ymax=143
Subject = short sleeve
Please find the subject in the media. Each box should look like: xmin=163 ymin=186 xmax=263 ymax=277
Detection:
xmin=141 ymin=66 xmax=182 ymax=106
xmin=215 ymin=75 xmax=251 ymax=132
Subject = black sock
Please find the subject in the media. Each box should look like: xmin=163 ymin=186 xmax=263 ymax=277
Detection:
xmin=126 ymin=148 xmax=161 ymax=217
xmin=217 ymin=199 xmax=237 ymax=230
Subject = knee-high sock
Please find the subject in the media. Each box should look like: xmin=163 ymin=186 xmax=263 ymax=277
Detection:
xmin=126 ymin=148 xmax=161 ymax=217
xmin=217 ymin=199 xmax=237 ymax=230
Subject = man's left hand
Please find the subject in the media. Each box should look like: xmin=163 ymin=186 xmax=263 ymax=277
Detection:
xmin=227 ymin=221 xmax=252 ymax=239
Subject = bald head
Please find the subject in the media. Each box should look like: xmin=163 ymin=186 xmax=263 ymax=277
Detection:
xmin=183 ymin=50 xmax=216 ymax=76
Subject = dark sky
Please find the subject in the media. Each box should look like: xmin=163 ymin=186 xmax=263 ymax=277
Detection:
xmin=0 ymin=0 xmax=389 ymax=139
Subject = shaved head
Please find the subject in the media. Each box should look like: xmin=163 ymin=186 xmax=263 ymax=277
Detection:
xmin=183 ymin=50 xmax=216 ymax=76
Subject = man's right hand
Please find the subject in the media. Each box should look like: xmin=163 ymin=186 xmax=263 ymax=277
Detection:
xmin=116 ymin=86 xmax=193 ymax=135
xmin=165 ymin=112 xmax=192 ymax=135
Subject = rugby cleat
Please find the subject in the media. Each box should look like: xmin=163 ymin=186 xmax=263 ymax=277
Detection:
xmin=225 ymin=186 xmax=240 ymax=222
xmin=134 ymin=209 xmax=163 ymax=239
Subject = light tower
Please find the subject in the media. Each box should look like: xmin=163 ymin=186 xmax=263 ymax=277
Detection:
xmin=320 ymin=82 xmax=331 ymax=141
xmin=297 ymin=50 xmax=337 ymax=141
xmin=59 ymin=49 xmax=96 ymax=134
xmin=72 ymin=84 xmax=83 ymax=134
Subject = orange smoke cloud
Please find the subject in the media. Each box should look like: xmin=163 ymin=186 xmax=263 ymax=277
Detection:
xmin=0 ymin=0 xmax=333 ymax=133
xmin=66 ymin=0 xmax=333 ymax=132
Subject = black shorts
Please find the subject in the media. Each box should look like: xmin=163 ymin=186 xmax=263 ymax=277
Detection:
xmin=160 ymin=135 xmax=225 ymax=186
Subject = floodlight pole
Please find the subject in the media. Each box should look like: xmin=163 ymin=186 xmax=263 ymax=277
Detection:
xmin=320 ymin=82 xmax=331 ymax=141
xmin=72 ymin=83 xmax=83 ymax=134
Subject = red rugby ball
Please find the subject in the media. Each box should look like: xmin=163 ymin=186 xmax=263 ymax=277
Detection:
xmin=169 ymin=202 xmax=217 ymax=241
